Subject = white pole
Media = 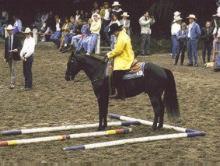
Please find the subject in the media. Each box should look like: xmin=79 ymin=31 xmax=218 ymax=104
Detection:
xmin=0 ymin=121 xmax=140 ymax=136
xmin=109 ymin=113 xmax=191 ymax=133
xmin=0 ymin=128 xmax=132 ymax=146
xmin=95 ymin=34 xmax=100 ymax=54
xmin=63 ymin=131 xmax=205 ymax=151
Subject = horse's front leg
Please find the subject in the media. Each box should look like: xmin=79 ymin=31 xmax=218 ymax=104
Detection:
xmin=97 ymin=96 xmax=108 ymax=131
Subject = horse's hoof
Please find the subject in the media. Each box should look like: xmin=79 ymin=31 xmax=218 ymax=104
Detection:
xmin=157 ymin=125 xmax=163 ymax=130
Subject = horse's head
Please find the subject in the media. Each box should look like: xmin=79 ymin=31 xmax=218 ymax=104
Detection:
xmin=65 ymin=52 xmax=82 ymax=81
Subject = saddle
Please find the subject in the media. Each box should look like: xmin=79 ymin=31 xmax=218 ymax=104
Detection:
xmin=105 ymin=59 xmax=145 ymax=80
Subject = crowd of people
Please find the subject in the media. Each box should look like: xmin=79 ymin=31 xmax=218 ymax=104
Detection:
xmin=1 ymin=1 xmax=220 ymax=91
xmin=171 ymin=9 xmax=220 ymax=70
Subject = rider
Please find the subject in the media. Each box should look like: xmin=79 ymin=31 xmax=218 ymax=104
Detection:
xmin=106 ymin=23 xmax=134 ymax=100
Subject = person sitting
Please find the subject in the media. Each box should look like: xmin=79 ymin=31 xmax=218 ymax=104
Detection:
xmin=50 ymin=15 xmax=61 ymax=48
xmin=59 ymin=17 xmax=71 ymax=51
xmin=84 ymin=12 xmax=102 ymax=56
xmin=106 ymin=23 xmax=134 ymax=100
xmin=71 ymin=19 xmax=90 ymax=53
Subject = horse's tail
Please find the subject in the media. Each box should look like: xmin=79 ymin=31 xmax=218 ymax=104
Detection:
xmin=163 ymin=69 xmax=180 ymax=118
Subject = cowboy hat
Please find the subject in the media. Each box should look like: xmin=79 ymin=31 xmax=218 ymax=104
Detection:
xmin=108 ymin=23 xmax=123 ymax=35
xmin=174 ymin=11 xmax=181 ymax=17
xmin=112 ymin=1 xmax=121 ymax=7
xmin=121 ymin=12 xmax=129 ymax=17
xmin=187 ymin=14 xmax=197 ymax=20
xmin=5 ymin=24 xmax=15 ymax=31
xmin=23 ymin=27 xmax=32 ymax=34
xmin=173 ymin=16 xmax=183 ymax=23
xmin=213 ymin=6 xmax=220 ymax=17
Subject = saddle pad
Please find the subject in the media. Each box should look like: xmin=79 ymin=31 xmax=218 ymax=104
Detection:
xmin=123 ymin=63 xmax=145 ymax=80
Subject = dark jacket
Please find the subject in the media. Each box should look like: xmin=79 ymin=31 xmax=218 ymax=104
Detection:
xmin=4 ymin=34 xmax=22 ymax=62
xmin=201 ymin=27 xmax=214 ymax=43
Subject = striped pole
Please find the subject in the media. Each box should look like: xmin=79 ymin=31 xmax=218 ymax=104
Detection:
xmin=63 ymin=131 xmax=205 ymax=151
xmin=109 ymin=113 xmax=196 ymax=133
xmin=0 ymin=121 xmax=140 ymax=136
xmin=0 ymin=128 xmax=132 ymax=146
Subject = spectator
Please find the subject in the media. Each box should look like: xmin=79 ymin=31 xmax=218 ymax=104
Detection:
xmin=85 ymin=13 xmax=102 ymax=55
xmin=4 ymin=25 xmax=22 ymax=89
xmin=100 ymin=2 xmax=111 ymax=45
xmin=187 ymin=14 xmax=201 ymax=67
xmin=59 ymin=17 xmax=71 ymax=51
xmin=111 ymin=1 xmax=123 ymax=20
xmin=201 ymin=21 xmax=214 ymax=64
xmin=139 ymin=11 xmax=155 ymax=56
xmin=120 ymin=12 xmax=131 ymax=36
xmin=109 ymin=14 xmax=121 ymax=50
xmin=171 ymin=16 xmax=182 ymax=59
xmin=13 ymin=15 xmax=22 ymax=34
xmin=175 ymin=22 xmax=188 ymax=65
xmin=50 ymin=15 xmax=61 ymax=48
xmin=75 ymin=10 xmax=81 ymax=21
xmin=20 ymin=27 xmax=36 ymax=91
xmin=212 ymin=33 xmax=220 ymax=71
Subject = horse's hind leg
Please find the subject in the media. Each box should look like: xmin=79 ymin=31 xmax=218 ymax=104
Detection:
xmin=149 ymin=94 xmax=163 ymax=130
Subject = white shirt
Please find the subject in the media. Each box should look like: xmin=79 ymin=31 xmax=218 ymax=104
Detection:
xmin=187 ymin=22 xmax=193 ymax=38
xmin=171 ymin=22 xmax=181 ymax=35
xmin=20 ymin=37 xmax=36 ymax=59
xmin=14 ymin=19 xmax=22 ymax=32
xmin=56 ymin=21 xmax=61 ymax=31
xmin=139 ymin=16 xmax=155 ymax=34
xmin=103 ymin=9 xmax=110 ymax=21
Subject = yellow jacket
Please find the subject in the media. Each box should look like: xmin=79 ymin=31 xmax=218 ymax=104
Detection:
xmin=107 ymin=30 xmax=134 ymax=70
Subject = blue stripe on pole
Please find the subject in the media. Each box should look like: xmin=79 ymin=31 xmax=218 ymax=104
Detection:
xmin=185 ymin=129 xmax=197 ymax=133
xmin=1 ymin=130 xmax=22 ymax=136
xmin=187 ymin=131 xmax=206 ymax=137
xmin=63 ymin=145 xmax=85 ymax=151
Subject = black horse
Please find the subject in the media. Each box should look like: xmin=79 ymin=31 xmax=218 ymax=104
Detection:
xmin=65 ymin=53 xmax=180 ymax=130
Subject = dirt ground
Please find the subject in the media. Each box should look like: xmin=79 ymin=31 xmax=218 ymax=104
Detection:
xmin=0 ymin=42 xmax=219 ymax=165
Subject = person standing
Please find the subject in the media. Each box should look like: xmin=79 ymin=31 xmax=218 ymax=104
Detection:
xmin=111 ymin=1 xmax=123 ymax=20
xmin=139 ymin=11 xmax=155 ymax=56
xmin=20 ymin=27 xmax=36 ymax=90
xmin=171 ymin=16 xmax=182 ymax=59
xmin=187 ymin=14 xmax=201 ymax=67
xmin=106 ymin=23 xmax=134 ymax=100
xmin=175 ymin=22 xmax=188 ymax=65
xmin=120 ymin=12 xmax=131 ymax=36
xmin=4 ymin=25 xmax=22 ymax=89
xmin=201 ymin=21 xmax=214 ymax=64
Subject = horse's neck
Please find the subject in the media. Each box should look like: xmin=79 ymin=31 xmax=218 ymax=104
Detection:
xmin=81 ymin=57 xmax=106 ymax=81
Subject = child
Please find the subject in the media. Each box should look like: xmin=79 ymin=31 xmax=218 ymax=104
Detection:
xmin=175 ymin=22 xmax=188 ymax=65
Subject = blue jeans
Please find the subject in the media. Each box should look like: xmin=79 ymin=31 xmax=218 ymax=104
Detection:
xmin=110 ymin=35 xmax=116 ymax=50
xmin=187 ymin=39 xmax=198 ymax=65
xmin=71 ymin=35 xmax=82 ymax=49
xmin=171 ymin=35 xmax=179 ymax=58
xmin=86 ymin=33 xmax=98 ymax=54
xmin=23 ymin=56 xmax=33 ymax=88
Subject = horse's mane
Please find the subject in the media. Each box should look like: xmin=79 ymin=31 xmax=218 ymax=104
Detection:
xmin=82 ymin=55 xmax=106 ymax=65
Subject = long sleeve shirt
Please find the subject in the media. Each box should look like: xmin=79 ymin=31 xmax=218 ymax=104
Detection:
xmin=90 ymin=14 xmax=102 ymax=34
xmin=171 ymin=23 xmax=181 ymax=36
xmin=20 ymin=37 xmax=36 ymax=59
xmin=139 ymin=16 xmax=155 ymax=34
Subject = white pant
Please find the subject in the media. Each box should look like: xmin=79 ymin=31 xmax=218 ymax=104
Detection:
xmin=8 ymin=59 xmax=16 ymax=85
